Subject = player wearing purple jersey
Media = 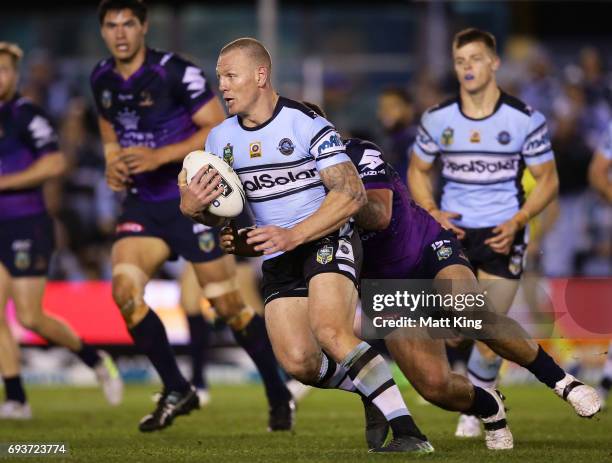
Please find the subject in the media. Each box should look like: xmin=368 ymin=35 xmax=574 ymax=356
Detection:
xmin=0 ymin=42 xmax=122 ymax=419
xmin=92 ymin=0 xmax=292 ymax=432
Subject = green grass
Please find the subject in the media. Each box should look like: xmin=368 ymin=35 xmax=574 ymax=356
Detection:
xmin=0 ymin=384 xmax=610 ymax=462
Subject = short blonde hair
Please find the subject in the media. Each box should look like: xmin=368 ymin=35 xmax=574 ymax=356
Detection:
xmin=0 ymin=42 xmax=23 ymax=68
xmin=220 ymin=37 xmax=272 ymax=70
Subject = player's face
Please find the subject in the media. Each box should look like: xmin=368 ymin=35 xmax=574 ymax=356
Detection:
xmin=216 ymin=50 xmax=260 ymax=116
xmin=0 ymin=54 xmax=18 ymax=101
xmin=453 ymin=41 xmax=499 ymax=94
xmin=100 ymin=9 xmax=147 ymax=63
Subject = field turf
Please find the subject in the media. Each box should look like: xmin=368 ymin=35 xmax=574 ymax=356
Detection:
xmin=0 ymin=383 xmax=610 ymax=462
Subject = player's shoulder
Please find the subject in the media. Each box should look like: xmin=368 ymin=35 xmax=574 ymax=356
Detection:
xmin=208 ymin=116 xmax=240 ymax=139
xmin=277 ymin=97 xmax=319 ymax=121
xmin=344 ymin=137 xmax=384 ymax=158
xmin=420 ymin=96 xmax=459 ymax=126
xmin=90 ymin=57 xmax=114 ymax=87
xmin=151 ymin=48 xmax=202 ymax=75
xmin=13 ymin=95 xmax=49 ymax=121
xmin=499 ymin=91 xmax=545 ymax=125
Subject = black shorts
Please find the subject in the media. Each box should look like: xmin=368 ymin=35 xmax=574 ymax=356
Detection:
xmin=261 ymin=230 xmax=362 ymax=305
xmin=0 ymin=213 xmax=54 ymax=277
xmin=412 ymin=229 xmax=474 ymax=278
xmin=115 ymin=195 xmax=224 ymax=263
xmin=460 ymin=227 xmax=527 ymax=279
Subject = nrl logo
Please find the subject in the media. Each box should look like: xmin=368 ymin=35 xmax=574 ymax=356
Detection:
xmin=316 ymin=245 xmax=334 ymax=265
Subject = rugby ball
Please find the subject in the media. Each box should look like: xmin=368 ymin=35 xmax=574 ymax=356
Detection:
xmin=182 ymin=150 xmax=245 ymax=218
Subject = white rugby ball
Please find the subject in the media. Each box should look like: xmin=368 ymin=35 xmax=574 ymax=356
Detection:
xmin=182 ymin=150 xmax=245 ymax=218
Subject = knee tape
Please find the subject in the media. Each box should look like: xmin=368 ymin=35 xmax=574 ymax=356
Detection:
xmin=202 ymin=276 xmax=240 ymax=299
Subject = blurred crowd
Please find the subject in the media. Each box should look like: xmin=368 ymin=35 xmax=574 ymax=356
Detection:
xmin=16 ymin=35 xmax=611 ymax=280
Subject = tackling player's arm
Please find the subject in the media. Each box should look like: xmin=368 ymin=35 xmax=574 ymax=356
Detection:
xmin=246 ymin=161 xmax=367 ymax=255
xmin=120 ymin=98 xmax=226 ymax=174
xmin=354 ymin=189 xmax=393 ymax=230
xmin=485 ymin=159 xmax=559 ymax=254
xmin=98 ymin=116 xmax=131 ymax=191
xmin=588 ymin=152 xmax=612 ymax=203
xmin=0 ymin=151 xmax=66 ymax=191
xmin=408 ymin=154 xmax=465 ymax=238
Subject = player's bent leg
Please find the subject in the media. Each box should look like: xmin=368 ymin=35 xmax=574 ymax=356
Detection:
xmin=193 ymin=255 xmax=294 ymax=430
xmin=179 ymin=264 xmax=212 ymax=406
xmin=112 ymin=237 xmax=196 ymax=431
xmin=309 ymin=273 xmax=432 ymax=453
xmin=437 ymin=264 xmax=601 ymax=419
xmin=0 ymin=263 xmax=30 ymax=419
xmin=11 ymin=275 xmax=123 ymax=407
xmin=384 ymin=334 xmax=511 ymax=448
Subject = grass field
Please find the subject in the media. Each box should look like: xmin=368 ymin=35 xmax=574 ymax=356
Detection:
xmin=0 ymin=383 xmax=610 ymax=462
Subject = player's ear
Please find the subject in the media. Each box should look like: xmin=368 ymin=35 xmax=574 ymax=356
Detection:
xmin=142 ymin=20 xmax=149 ymax=35
xmin=491 ymin=54 xmax=501 ymax=72
xmin=256 ymin=65 xmax=269 ymax=88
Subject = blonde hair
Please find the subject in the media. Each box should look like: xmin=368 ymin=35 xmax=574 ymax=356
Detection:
xmin=0 ymin=42 xmax=23 ymax=68
xmin=220 ymin=37 xmax=272 ymax=70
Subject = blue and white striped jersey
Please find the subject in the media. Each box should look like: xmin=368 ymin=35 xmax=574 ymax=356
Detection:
xmin=205 ymin=97 xmax=352 ymax=258
xmin=413 ymin=92 xmax=554 ymax=228
xmin=597 ymin=121 xmax=612 ymax=160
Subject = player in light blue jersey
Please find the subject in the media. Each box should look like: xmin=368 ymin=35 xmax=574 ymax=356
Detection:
xmin=179 ymin=37 xmax=433 ymax=454
xmin=589 ymin=122 xmax=612 ymax=406
xmin=409 ymin=28 xmax=599 ymax=437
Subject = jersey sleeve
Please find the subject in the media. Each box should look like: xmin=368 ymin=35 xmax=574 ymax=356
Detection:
xmin=352 ymin=143 xmax=392 ymax=190
xmin=308 ymin=116 xmax=351 ymax=171
xmin=90 ymin=60 xmax=111 ymax=121
xmin=412 ymin=110 xmax=441 ymax=164
xmin=521 ymin=110 xmax=554 ymax=165
xmin=204 ymin=127 xmax=220 ymax=157
xmin=167 ymin=54 xmax=216 ymax=115
xmin=596 ymin=122 xmax=612 ymax=160
xmin=18 ymin=102 xmax=59 ymax=158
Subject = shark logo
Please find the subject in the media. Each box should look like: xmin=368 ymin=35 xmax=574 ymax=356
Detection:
xmin=358 ymin=149 xmax=384 ymax=171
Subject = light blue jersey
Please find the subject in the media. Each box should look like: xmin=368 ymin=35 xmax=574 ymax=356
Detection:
xmin=413 ymin=92 xmax=554 ymax=228
xmin=597 ymin=121 xmax=612 ymax=160
xmin=206 ymin=97 xmax=352 ymax=258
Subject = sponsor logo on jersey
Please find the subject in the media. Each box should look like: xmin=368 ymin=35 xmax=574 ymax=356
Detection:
xmin=223 ymin=143 xmax=234 ymax=166
xmin=198 ymin=231 xmax=216 ymax=253
xmin=497 ymin=130 xmax=511 ymax=145
xmin=182 ymin=66 xmax=207 ymax=99
xmin=28 ymin=116 xmax=56 ymax=148
xmin=116 ymin=222 xmax=144 ymax=233
xmin=277 ymin=138 xmax=295 ymax=156
xmin=358 ymin=149 xmax=384 ymax=170
xmin=250 ymin=141 xmax=262 ymax=158
xmin=441 ymin=154 xmax=521 ymax=183
xmin=102 ymin=90 xmax=112 ymax=109
xmin=238 ymin=160 xmax=322 ymax=202
xmin=118 ymin=94 xmax=133 ymax=101
xmin=139 ymin=90 xmax=154 ymax=107
xmin=117 ymin=108 xmax=140 ymax=131
xmin=470 ymin=130 xmax=481 ymax=143
xmin=316 ymin=245 xmax=334 ymax=264
xmin=441 ymin=127 xmax=454 ymax=146
xmin=317 ymin=132 xmax=343 ymax=155
xmin=11 ymin=240 xmax=32 ymax=252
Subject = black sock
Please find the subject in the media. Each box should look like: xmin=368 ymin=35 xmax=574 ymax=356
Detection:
xmin=601 ymin=376 xmax=612 ymax=391
xmin=526 ymin=346 xmax=566 ymax=388
xmin=232 ymin=314 xmax=291 ymax=406
xmin=465 ymin=386 xmax=499 ymax=418
xmin=186 ymin=315 xmax=211 ymax=389
xmin=75 ymin=343 xmax=101 ymax=369
xmin=3 ymin=376 xmax=27 ymax=404
xmin=129 ymin=310 xmax=190 ymax=393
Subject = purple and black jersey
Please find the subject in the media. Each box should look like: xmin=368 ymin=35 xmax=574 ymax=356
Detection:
xmin=90 ymin=48 xmax=215 ymax=201
xmin=345 ymin=138 xmax=441 ymax=278
xmin=0 ymin=94 xmax=59 ymax=220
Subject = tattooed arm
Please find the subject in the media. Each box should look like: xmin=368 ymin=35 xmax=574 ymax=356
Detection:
xmin=355 ymin=189 xmax=393 ymax=230
xmin=245 ymin=161 xmax=367 ymax=254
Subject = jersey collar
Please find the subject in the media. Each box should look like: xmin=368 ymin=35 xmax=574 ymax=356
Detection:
xmin=237 ymin=95 xmax=285 ymax=131
xmin=457 ymin=88 xmax=506 ymax=121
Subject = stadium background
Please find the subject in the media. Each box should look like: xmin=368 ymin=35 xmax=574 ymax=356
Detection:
xmin=0 ymin=0 xmax=610 ymax=402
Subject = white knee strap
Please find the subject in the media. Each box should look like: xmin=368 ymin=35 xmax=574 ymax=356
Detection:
xmin=202 ymin=276 xmax=240 ymax=299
